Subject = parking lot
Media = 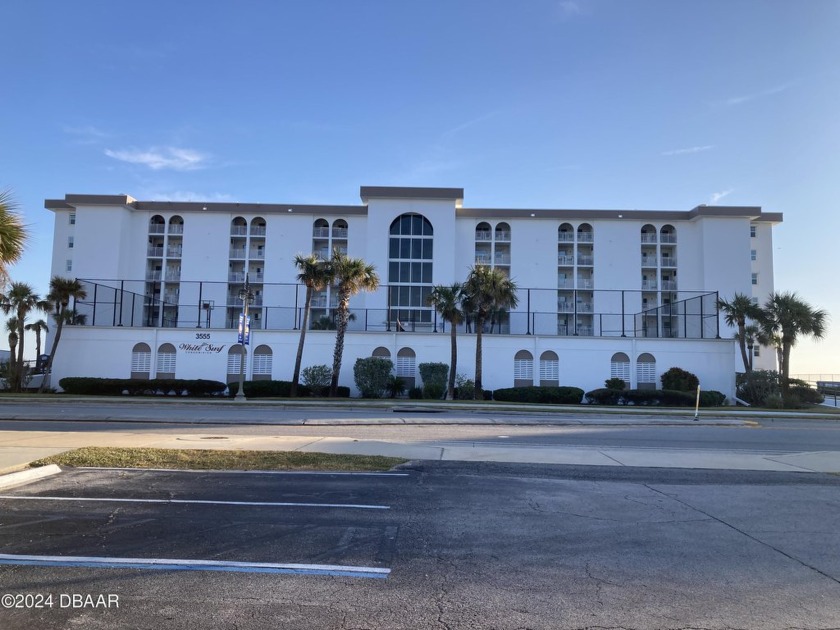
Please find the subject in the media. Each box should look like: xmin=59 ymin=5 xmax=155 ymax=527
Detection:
xmin=2 ymin=463 xmax=840 ymax=629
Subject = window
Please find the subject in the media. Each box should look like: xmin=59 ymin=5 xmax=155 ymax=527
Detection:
xmin=372 ymin=347 xmax=391 ymax=359
xmin=388 ymin=214 xmax=434 ymax=328
xmin=69 ymin=213 xmax=76 ymax=225
xmin=68 ymin=236 xmax=74 ymax=249
xmin=131 ymin=343 xmax=151 ymax=379
xmin=252 ymin=345 xmax=272 ymax=380
xmin=753 ymin=346 xmax=760 ymax=357
xmin=539 ymin=351 xmax=559 ymax=386
xmin=156 ymin=343 xmax=176 ymax=378
xmin=750 ymin=249 xmax=756 ymax=261
xmin=636 ymin=353 xmax=656 ymax=389
xmin=227 ymin=345 xmax=246 ymax=382
xmin=610 ymin=352 xmax=630 ymax=386
xmin=750 ymin=225 xmax=756 ymax=237
xmin=751 ymin=273 xmax=758 ymax=285
xmin=65 ymin=259 xmax=72 ymax=272
xmin=513 ymin=350 xmax=534 ymax=387
xmin=396 ymin=347 xmax=416 ymax=388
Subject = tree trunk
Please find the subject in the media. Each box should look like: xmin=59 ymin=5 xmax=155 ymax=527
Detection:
xmin=38 ymin=311 xmax=64 ymax=393
xmin=447 ymin=323 xmax=457 ymax=400
xmin=474 ymin=315 xmax=484 ymax=399
xmin=290 ymin=287 xmax=313 ymax=397
xmin=329 ymin=292 xmax=350 ymax=397
xmin=15 ymin=317 xmax=25 ymax=392
xmin=781 ymin=342 xmax=792 ymax=397
xmin=737 ymin=323 xmax=750 ymax=372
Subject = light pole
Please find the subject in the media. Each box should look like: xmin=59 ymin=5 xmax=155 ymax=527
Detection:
xmin=235 ymin=274 xmax=254 ymax=402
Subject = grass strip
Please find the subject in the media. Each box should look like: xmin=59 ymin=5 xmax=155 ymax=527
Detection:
xmin=29 ymin=447 xmax=406 ymax=472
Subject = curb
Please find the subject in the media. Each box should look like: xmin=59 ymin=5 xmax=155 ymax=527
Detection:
xmin=0 ymin=464 xmax=63 ymax=490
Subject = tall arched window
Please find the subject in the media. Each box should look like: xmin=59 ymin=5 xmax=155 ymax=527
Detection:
xmin=168 ymin=215 xmax=184 ymax=234
xmin=252 ymin=345 xmax=272 ymax=381
xmin=637 ymin=353 xmax=656 ymax=390
xmin=610 ymin=352 xmax=630 ymax=387
xmin=396 ymin=347 xmax=416 ymax=388
xmin=156 ymin=343 xmax=176 ymax=379
xmin=227 ymin=345 xmax=246 ymax=385
xmin=250 ymin=217 xmax=266 ymax=236
xmin=149 ymin=215 xmax=165 ymax=234
xmin=641 ymin=224 xmax=657 ymax=243
xmin=660 ymin=225 xmax=676 ymax=243
xmin=388 ymin=213 xmax=434 ymax=330
xmin=539 ymin=351 xmax=559 ymax=386
xmin=372 ymin=346 xmax=391 ymax=359
xmin=131 ymin=343 xmax=152 ymax=380
xmin=514 ymin=350 xmax=534 ymax=387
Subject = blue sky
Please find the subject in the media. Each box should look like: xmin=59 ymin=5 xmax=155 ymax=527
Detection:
xmin=1 ymin=0 xmax=838 ymax=373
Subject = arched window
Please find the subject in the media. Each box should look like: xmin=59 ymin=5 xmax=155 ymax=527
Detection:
xmin=396 ymin=347 xmax=416 ymax=389
xmin=514 ymin=350 xmax=534 ymax=387
xmin=168 ymin=215 xmax=184 ymax=234
xmin=231 ymin=216 xmax=247 ymax=236
xmin=332 ymin=219 xmax=348 ymax=239
xmin=577 ymin=223 xmax=594 ymax=243
xmin=149 ymin=215 xmax=165 ymax=234
xmin=252 ymin=345 xmax=272 ymax=381
xmin=610 ymin=352 xmax=630 ymax=386
xmin=539 ymin=351 xmax=559 ymax=386
xmin=227 ymin=345 xmax=246 ymax=385
xmin=558 ymin=223 xmax=574 ymax=242
xmin=156 ymin=343 xmax=176 ymax=378
xmin=495 ymin=222 xmax=511 ymax=242
xmin=641 ymin=224 xmax=656 ymax=243
xmin=250 ymin=217 xmax=266 ymax=236
xmin=475 ymin=222 xmax=492 ymax=241
xmin=388 ymin=214 xmax=434 ymax=329
xmin=637 ymin=353 xmax=656 ymax=390
xmin=372 ymin=346 xmax=391 ymax=359
xmin=131 ymin=343 xmax=151 ymax=380
xmin=660 ymin=225 xmax=676 ymax=243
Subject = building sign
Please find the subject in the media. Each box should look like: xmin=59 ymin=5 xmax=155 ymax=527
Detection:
xmin=179 ymin=334 xmax=226 ymax=354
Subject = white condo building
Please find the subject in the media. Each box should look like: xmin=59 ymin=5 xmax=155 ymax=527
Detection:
xmin=44 ymin=186 xmax=781 ymax=397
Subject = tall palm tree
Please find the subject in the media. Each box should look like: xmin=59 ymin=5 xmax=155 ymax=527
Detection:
xmin=760 ymin=291 xmax=828 ymax=395
xmin=291 ymin=254 xmax=333 ymax=397
xmin=426 ymin=283 xmax=464 ymax=400
xmin=0 ymin=283 xmax=49 ymax=391
xmin=38 ymin=277 xmax=87 ymax=393
xmin=717 ymin=293 xmax=763 ymax=372
xmin=5 ymin=317 xmax=18 ymax=386
xmin=24 ymin=318 xmax=49 ymax=370
xmin=463 ymin=266 xmax=519 ymax=398
xmin=0 ymin=189 xmax=28 ymax=283
xmin=328 ymin=251 xmax=379 ymax=397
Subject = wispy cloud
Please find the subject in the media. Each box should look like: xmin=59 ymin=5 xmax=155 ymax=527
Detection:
xmin=710 ymin=189 xmax=734 ymax=204
xmin=440 ymin=111 xmax=499 ymax=142
xmin=104 ymin=147 xmax=209 ymax=171
xmin=722 ymin=82 xmax=795 ymax=106
xmin=661 ymin=145 xmax=714 ymax=156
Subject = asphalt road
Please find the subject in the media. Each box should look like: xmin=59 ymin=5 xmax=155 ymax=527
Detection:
xmin=1 ymin=463 xmax=839 ymax=629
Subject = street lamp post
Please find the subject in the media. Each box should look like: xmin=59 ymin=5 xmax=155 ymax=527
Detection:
xmin=235 ymin=274 xmax=255 ymax=402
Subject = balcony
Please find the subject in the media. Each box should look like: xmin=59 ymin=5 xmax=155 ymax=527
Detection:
xmin=149 ymin=224 xmax=165 ymax=234
xmin=249 ymin=250 xmax=265 ymax=260
xmin=641 ymin=281 xmax=658 ymax=290
xmin=577 ymin=232 xmax=594 ymax=243
xmin=475 ymin=231 xmax=492 ymax=241
xmin=641 ymin=256 xmax=657 ymax=267
xmin=249 ymin=272 xmax=265 ymax=282
xmin=250 ymin=226 xmax=266 ymax=236
xmin=147 ymin=246 xmax=164 ymax=257
xmin=229 ymin=248 xmax=246 ymax=259
xmin=165 ymin=271 xmax=181 ymax=282
xmin=558 ymin=281 xmax=574 ymax=289
xmin=163 ymin=292 xmax=179 ymax=303
xmin=558 ymin=232 xmax=574 ymax=242
xmin=168 ymin=224 xmax=184 ymax=235
xmin=332 ymin=227 xmax=348 ymax=239
xmin=166 ymin=247 xmax=182 ymax=258
xmin=661 ymin=280 xmax=677 ymax=290
xmin=576 ymin=326 xmax=594 ymax=336
xmin=660 ymin=257 xmax=677 ymax=267
xmin=231 ymin=226 xmax=248 ymax=236
xmin=145 ymin=271 xmax=162 ymax=281
xmin=475 ymin=254 xmax=491 ymax=264
xmin=577 ymin=255 xmax=594 ymax=266
xmin=494 ymin=254 xmax=511 ymax=265
xmin=660 ymin=234 xmax=677 ymax=244
xmin=557 ymin=302 xmax=593 ymax=313
xmin=495 ymin=231 xmax=511 ymax=242
xmin=576 ymin=278 xmax=594 ymax=289
xmin=313 ymin=227 xmax=330 ymax=238
xmin=641 ymin=233 xmax=657 ymax=243
xmin=228 ymin=272 xmax=246 ymax=282
xmin=557 ymin=255 xmax=574 ymax=265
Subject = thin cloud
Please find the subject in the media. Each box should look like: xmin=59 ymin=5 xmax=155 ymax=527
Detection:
xmin=710 ymin=189 xmax=734 ymax=204
xmin=661 ymin=145 xmax=714 ymax=156
xmin=440 ymin=111 xmax=499 ymax=142
xmin=104 ymin=147 xmax=209 ymax=171
xmin=723 ymin=82 xmax=794 ymax=106
xmin=556 ymin=1 xmax=582 ymax=19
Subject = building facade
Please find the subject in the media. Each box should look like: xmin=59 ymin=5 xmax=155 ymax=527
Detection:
xmin=44 ymin=186 xmax=782 ymax=397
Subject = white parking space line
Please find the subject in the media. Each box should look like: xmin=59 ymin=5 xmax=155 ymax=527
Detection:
xmin=0 ymin=495 xmax=389 ymax=510
xmin=0 ymin=554 xmax=390 ymax=579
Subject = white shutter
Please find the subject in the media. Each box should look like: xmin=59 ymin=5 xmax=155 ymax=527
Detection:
xmin=610 ymin=359 xmax=630 ymax=382
xmin=396 ymin=355 xmax=415 ymax=378
xmin=514 ymin=358 xmax=533 ymax=381
xmin=539 ymin=359 xmax=558 ymax=382
xmin=637 ymin=360 xmax=656 ymax=384
xmin=253 ymin=353 xmax=272 ymax=375
xmin=131 ymin=351 xmax=151 ymax=373
xmin=156 ymin=352 xmax=176 ymax=374
xmin=227 ymin=353 xmax=241 ymax=374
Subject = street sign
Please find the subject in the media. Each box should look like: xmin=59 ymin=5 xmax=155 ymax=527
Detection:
xmin=237 ymin=314 xmax=251 ymax=345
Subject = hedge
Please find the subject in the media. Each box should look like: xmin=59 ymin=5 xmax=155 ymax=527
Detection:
xmin=234 ymin=380 xmax=350 ymax=398
xmin=492 ymin=386 xmax=584 ymax=405
xmin=59 ymin=377 xmax=227 ymax=397
xmin=585 ymin=388 xmax=727 ymax=407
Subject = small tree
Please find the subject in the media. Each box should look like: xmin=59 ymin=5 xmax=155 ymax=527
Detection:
xmin=353 ymin=357 xmax=393 ymax=398
xmin=386 ymin=375 xmax=406 ymax=399
xmin=660 ymin=367 xmax=699 ymax=392
xmin=604 ymin=377 xmax=626 ymax=391
xmin=301 ymin=364 xmax=331 ymax=397
xmin=419 ymin=362 xmax=449 ymax=399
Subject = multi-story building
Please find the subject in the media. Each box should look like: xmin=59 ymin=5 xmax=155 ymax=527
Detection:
xmin=44 ymin=186 xmax=781 ymax=397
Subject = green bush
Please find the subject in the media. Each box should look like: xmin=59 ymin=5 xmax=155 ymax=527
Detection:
xmin=454 ymin=374 xmax=475 ymax=400
xmin=408 ymin=387 xmax=423 ymax=399
xmin=787 ymin=380 xmax=824 ymax=405
xmin=621 ymin=389 xmax=661 ymax=406
xmin=353 ymin=357 xmax=394 ymax=398
xmin=492 ymin=386 xmax=584 ymax=405
xmin=660 ymin=367 xmax=699 ymax=392
xmin=585 ymin=388 xmax=623 ymax=405
xmin=658 ymin=389 xmax=696 ymax=406
xmin=59 ymin=377 xmax=226 ymax=397
xmin=302 ymin=364 xmax=331 ymax=396
xmin=604 ymin=377 xmax=627 ymax=391
xmin=736 ymin=370 xmax=780 ymax=405
xmin=386 ymin=375 xmax=406 ymax=398
xmin=239 ymin=380 xmax=310 ymax=398
xmin=419 ymin=362 xmax=449 ymax=398
xmin=698 ymin=390 xmax=727 ymax=407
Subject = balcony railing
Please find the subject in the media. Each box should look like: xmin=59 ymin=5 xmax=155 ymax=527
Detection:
xmin=149 ymin=224 xmax=165 ymax=234
xmin=168 ymin=224 xmax=184 ymax=234
xmin=147 ymin=246 xmax=164 ymax=257
xmin=641 ymin=256 xmax=657 ymax=267
xmin=249 ymin=250 xmax=265 ymax=260
xmin=641 ymin=281 xmax=658 ymax=290
xmin=641 ymin=233 xmax=657 ymax=243
xmin=660 ymin=234 xmax=677 ymax=243
xmin=661 ymin=257 xmax=677 ymax=267
xmin=250 ymin=226 xmax=266 ymax=236
xmin=475 ymin=254 xmax=491 ymax=264
xmin=558 ymin=233 xmax=574 ymax=242
xmin=475 ymin=231 xmax=492 ymax=241
xmin=577 ymin=255 xmax=594 ymax=266
xmin=495 ymin=231 xmax=511 ymax=242
xmin=165 ymin=272 xmax=181 ymax=282
xmin=249 ymin=273 xmax=265 ymax=282
xmin=332 ymin=228 xmax=348 ymax=239
xmin=229 ymin=249 xmax=246 ymax=259
xmin=661 ymin=280 xmax=677 ymax=290
xmin=558 ymin=302 xmax=593 ymax=313
xmin=228 ymin=272 xmax=246 ymax=282
xmin=558 ymin=281 xmax=574 ymax=289
xmin=145 ymin=271 xmax=162 ymax=281
xmin=494 ymin=254 xmax=511 ymax=265
xmin=577 ymin=232 xmax=594 ymax=243
xmin=558 ymin=255 xmax=574 ymax=265
xmin=166 ymin=248 xmax=182 ymax=258
xmin=313 ymin=227 xmax=330 ymax=238
xmin=231 ymin=226 xmax=248 ymax=236
xmin=577 ymin=279 xmax=594 ymax=289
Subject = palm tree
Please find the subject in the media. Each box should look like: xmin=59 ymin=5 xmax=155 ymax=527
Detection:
xmin=717 ymin=293 xmax=763 ymax=372
xmin=0 ymin=283 xmax=49 ymax=391
xmin=426 ymin=283 xmax=464 ymax=400
xmin=291 ymin=254 xmax=332 ymax=397
xmin=38 ymin=277 xmax=87 ymax=393
xmin=0 ymin=189 xmax=28 ymax=283
xmin=25 ymin=319 xmax=49 ymax=370
xmin=463 ymin=266 xmax=519 ymax=398
xmin=328 ymin=251 xmax=379 ymax=397
xmin=4 ymin=317 xmax=18 ymax=386
xmin=760 ymin=291 xmax=828 ymax=395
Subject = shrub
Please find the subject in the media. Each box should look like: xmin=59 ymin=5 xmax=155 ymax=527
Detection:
xmin=736 ymin=370 xmax=780 ymax=406
xmin=240 ymin=380 xmax=311 ymax=398
xmin=787 ymin=380 xmax=824 ymax=405
xmin=659 ymin=389 xmax=696 ymax=406
xmin=353 ymin=357 xmax=394 ymax=398
xmin=604 ymin=377 xmax=627 ymax=391
xmin=454 ymin=374 xmax=475 ymax=400
xmin=59 ymin=377 xmax=226 ymax=397
xmin=408 ymin=387 xmax=423 ymax=399
xmin=419 ymin=362 xmax=449 ymax=399
xmin=621 ymin=389 xmax=661 ymax=406
xmin=699 ymin=390 xmax=727 ymax=407
xmin=386 ymin=375 xmax=405 ymax=399
xmin=585 ymin=388 xmax=623 ymax=405
xmin=493 ymin=386 xmax=584 ymax=405
xmin=335 ymin=386 xmax=351 ymax=398
xmin=302 ymin=364 xmax=331 ymax=396
xmin=660 ymin=367 xmax=699 ymax=392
